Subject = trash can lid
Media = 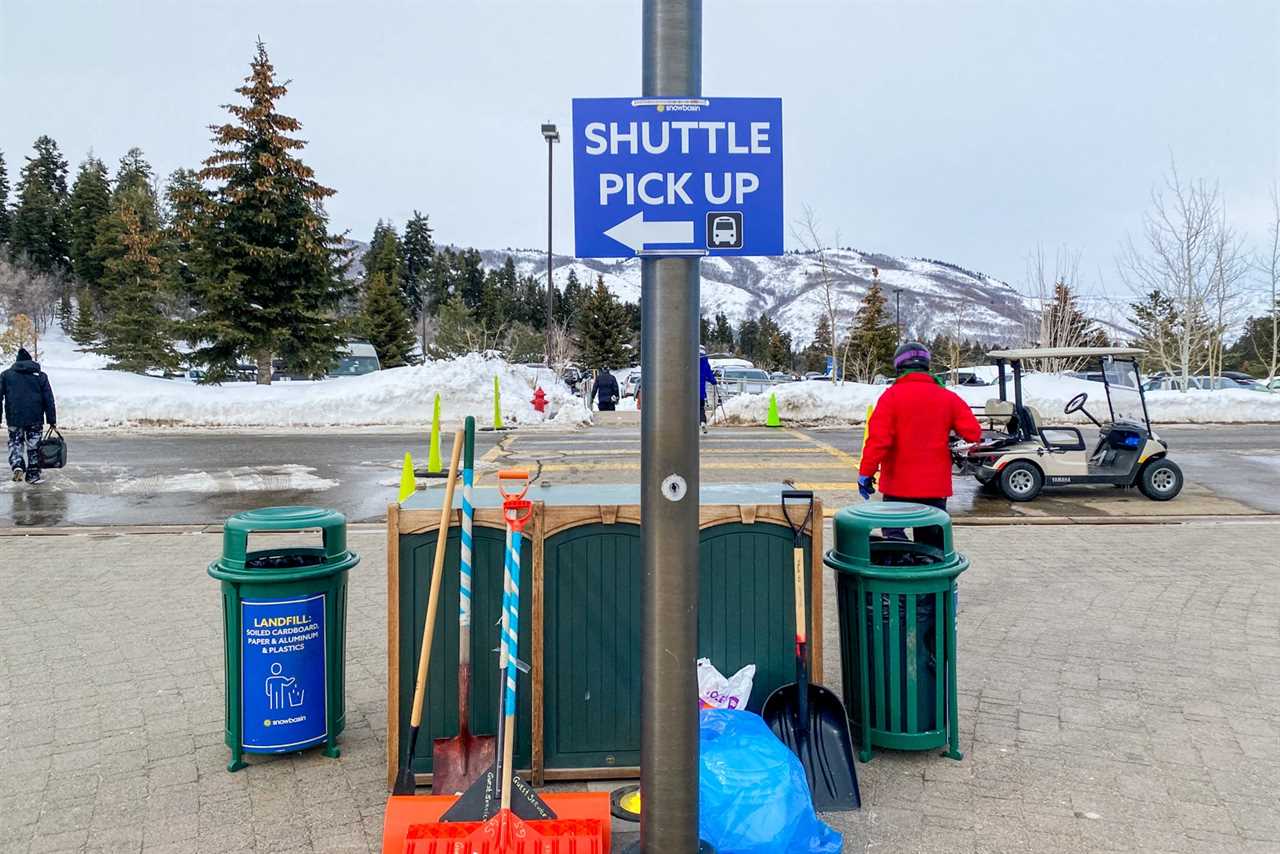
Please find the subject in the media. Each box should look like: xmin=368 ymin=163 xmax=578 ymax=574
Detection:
xmin=826 ymin=502 xmax=957 ymax=573
xmin=212 ymin=506 xmax=355 ymax=576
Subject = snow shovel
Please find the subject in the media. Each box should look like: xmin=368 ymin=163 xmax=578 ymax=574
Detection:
xmin=432 ymin=417 xmax=498 ymax=795
xmin=439 ymin=470 xmax=554 ymax=823
xmin=392 ymin=429 xmax=465 ymax=796
xmin=412 ymin=486 xmax=607 ymax=851
xmin=762 ymin=489 xmax=862 ymax=812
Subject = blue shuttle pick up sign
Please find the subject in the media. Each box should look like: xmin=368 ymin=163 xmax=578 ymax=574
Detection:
xmin=572 ymin=97 xmax=783 ymax=258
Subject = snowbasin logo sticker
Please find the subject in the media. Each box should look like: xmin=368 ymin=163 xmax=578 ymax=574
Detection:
xmin=655 ymin=102 xmax=702 ymax=112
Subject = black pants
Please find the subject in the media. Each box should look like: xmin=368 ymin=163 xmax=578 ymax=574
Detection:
xmin=699 ymin=398 xmax=707 ymax=424
xmin=598 ymin=400 xmax=616 ymax=412
xmin=882 ymin=495 xmax=948 ymax=550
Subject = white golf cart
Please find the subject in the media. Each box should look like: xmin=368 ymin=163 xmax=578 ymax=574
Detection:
xmin=953 ymin=347 xmax=1183 ymax=502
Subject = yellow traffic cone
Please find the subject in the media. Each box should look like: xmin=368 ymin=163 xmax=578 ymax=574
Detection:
xmin=765 ymin=392 xmax=781 ymax=428
xmin=427 ymin=393 xmax=443 ymax=473
xmin=398 ymin=452 xmax=416 ymax=504
xmin=492 ymin=375 xmax=505 ymax=430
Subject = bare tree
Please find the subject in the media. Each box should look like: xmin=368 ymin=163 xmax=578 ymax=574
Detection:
xmin=1204 ymin=207 xmax=1249 ymax=381
xmin=546 ymin=320 xmax=577 ymax=374
xmin=1120 ymin=162 xmax=1231 ymax=390
xmin=0 ymin=254 xmax=63 ymax=335
xmin=792 ymin=205 xmax=847 ymax=383
xmin=1256 ymin=184 xmax=1279 ymax=382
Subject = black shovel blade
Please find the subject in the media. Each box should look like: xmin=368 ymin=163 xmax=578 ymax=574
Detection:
xmin=437 ymin=761 xmax=558 ymax=823
xmin=762 ymin=682 xmax=861 ymax=812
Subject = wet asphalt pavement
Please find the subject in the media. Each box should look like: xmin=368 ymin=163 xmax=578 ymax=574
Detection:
xmin=0 ymin=423 xmax=1276 ymax=528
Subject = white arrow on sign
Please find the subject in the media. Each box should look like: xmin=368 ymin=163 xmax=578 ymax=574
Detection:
xmin=603 ymin=211 xmax=694 ymax=252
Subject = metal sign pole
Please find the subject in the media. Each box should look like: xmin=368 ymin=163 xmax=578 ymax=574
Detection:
xmin=640 ymin=1 xmax=701 ymax=852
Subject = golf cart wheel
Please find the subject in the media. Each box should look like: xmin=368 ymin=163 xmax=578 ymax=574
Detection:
xmin=999 ymin=461 xmax=1043 ymax=502
xmin=1139 ymin=458 xmax=1183 ymax=501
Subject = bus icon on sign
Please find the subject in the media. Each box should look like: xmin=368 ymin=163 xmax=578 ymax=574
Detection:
xmin=707 ymin=212 xmax=743 ymax=249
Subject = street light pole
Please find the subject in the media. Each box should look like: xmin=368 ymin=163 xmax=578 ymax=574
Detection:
xmin=895 ymin=288 xmax=902 ymax=341
xmin=639 ymin=1 xmax=701 ymax=852
xmin=541 ymin=123 xmax=560 ymax=364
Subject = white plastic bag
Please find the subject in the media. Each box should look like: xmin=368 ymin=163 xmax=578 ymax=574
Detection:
xmin=697 ymin=657 xmax=756 ymax=710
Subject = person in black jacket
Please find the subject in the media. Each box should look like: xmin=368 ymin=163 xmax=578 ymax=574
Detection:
xmin=1 ymin=347 xmax=57 ymax=484
xmin=591 ymin=368 xmax=620 ymax=412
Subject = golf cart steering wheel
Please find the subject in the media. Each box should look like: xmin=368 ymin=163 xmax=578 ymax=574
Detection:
xmin=1064 ymin=392 xmax=1088 ymax=415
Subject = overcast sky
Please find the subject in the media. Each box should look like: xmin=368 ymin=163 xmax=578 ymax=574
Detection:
xmin=2 ymin=0 xmax=1276 ymax=293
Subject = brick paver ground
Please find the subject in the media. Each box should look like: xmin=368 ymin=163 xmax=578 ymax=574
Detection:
xmin=2 ymin=521 xmax=1279 ymax=853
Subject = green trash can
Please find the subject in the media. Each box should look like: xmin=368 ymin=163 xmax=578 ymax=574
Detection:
xmin=826 ymin=502 xmax=967 ymax=762
xmin=208 ymin=506 xmax=359 ymax=772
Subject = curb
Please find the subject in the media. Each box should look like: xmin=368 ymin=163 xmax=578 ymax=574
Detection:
xmin=2 ymin=516 xmax=1278 ymax=538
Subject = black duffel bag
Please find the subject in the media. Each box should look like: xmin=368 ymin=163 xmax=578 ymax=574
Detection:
xmin=36 ymin=427 xmax=67 ymax=469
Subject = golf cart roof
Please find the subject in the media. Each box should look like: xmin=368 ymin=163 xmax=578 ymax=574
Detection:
xmin=987 ymin=346 xmax=1144 ymax=360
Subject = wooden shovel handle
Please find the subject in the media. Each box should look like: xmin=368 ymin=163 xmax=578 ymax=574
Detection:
xmin=409 ymin=429 xmax=465 ymax=728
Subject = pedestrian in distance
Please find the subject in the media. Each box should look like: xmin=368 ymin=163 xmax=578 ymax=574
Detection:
xmin=857 ymin=341 xmax=981 ymax=548
xmin=699 ymin=346 xmax=718 ymax=435
xmin=1 ymin=347 xmax=57 ymax=485
xmin=591 ymin=367 xmax=620 ymax=412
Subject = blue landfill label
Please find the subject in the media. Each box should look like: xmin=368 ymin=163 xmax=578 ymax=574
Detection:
xmin=241 ymin=594 xmax=327 ymax=752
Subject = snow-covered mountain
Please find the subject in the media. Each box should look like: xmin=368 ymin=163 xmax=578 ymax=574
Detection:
xmin=491 ymin=248 xmax=1035 ymax=347
xmin=349 ymin=241 xmax=1048 ymax=347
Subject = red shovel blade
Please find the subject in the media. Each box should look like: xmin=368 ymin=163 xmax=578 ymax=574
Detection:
xmin=404 ymin=809 xmax=606 ymax=854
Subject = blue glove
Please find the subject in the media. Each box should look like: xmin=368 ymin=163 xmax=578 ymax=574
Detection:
xmin=857 ymin=475 xmax=876 ymax=500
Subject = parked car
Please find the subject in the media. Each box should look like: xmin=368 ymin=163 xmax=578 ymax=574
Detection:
xmin=769 ymin=371 xmax=795 ymax=382
xmin=330 ymin=340 xmax=381 ymax=377
xmin=621 ymin=368 xmax=642 ymax=398
xmin=716 ymin=367 xmax=773 ymax=396
xmin=1143 ymin=375 xmax=1265 ymax=392
xmin=802 ymin=371 xmax=832 ymax=382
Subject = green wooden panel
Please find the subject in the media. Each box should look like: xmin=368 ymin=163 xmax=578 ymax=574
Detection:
xmin=542 ymin=521 xmax=811 ymax=769
xmin=543 ymin=525 xmax=643 ymax=770
xmin=698 ymin=522 xmax=811 ymax=715
xmin=396 ymin=526 xmax=533 ymax=774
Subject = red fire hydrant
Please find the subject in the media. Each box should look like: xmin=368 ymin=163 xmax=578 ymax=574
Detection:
xmin=531 ymin=386 xmax=547 ymax=413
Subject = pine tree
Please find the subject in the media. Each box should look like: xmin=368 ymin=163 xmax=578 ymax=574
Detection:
xmin=700 ymin=316 xmax=712 ymax=345
xmin=576 ymin=275 xmax=630 ymax=369
xmin=9 ymin=135 xmax=70 ymax=273
xmin=478 ymin=263 xmax=515 ymax=329
xmin=737 ymin=317 xmax=760 ymax=361
xmin=517 ymin=274 xmax=544 ymax=328
xmin=847 ymin=281 xmax=898 ymax=381
xmin=401 ymin=211 xmax=434 ymax=318
xmin=190 ymin=40 xmax=350 ymax=383
xmin=801 ymin=314 xmax=833 ymax=373
xmin=112 ymin=148 xmax=158 ymax=228
xmin=164 ymin=168 xmax=214 ymax=302
xmin=0 ymin=150 xmax=10 ymax=245
xmin=364 ymin=220 xmax=404 ymax=289
xmin=558 ymin=268 xmax=585 ymax=327
xmin=67 ymin=156 xmax=112 ymax=287
xmin=358 ymin=269 xmax=417 ymax=367
xmin=711 ymin=312 xmax=734 ymax=352
xmin=93 ymin=203 xmax=181 ymax=373
xmin=431 ymin=294 xmax=481 ymax=358
xmin=459 ymin=248 xmax=486 ymax=310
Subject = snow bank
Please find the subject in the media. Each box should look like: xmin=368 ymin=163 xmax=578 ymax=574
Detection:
xmin=722 ymin=376 xmax=1280 ymax=425
xmin=32 ymin=352 xmax=584 ymax=430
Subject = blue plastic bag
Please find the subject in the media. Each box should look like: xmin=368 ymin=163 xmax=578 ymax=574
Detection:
xmin=699 ymin=709 xmax=844 ymax=854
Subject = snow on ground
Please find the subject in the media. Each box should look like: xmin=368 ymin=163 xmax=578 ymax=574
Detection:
xmin=721 ymin=375 xmax=1280 ymax=425
xmin=20 ymin=327 xmax=587 ymax=430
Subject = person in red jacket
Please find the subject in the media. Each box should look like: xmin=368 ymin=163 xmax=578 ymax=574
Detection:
xmin=858 ymin=341 xmax=981 ymax=545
